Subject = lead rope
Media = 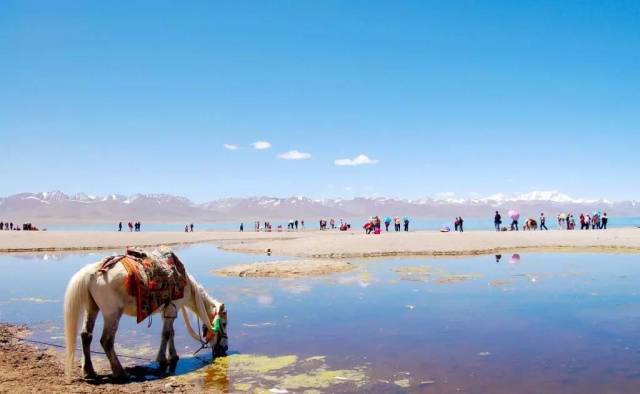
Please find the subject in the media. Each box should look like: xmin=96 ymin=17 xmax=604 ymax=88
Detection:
xmin=193 ymin=314 xmax=208 ymax=356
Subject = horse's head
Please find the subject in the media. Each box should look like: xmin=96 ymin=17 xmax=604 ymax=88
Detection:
xmin=202 ymin=302 xmax=228 ymax=356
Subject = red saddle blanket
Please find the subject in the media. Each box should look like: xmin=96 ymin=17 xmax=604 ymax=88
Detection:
xmin=98 ymin=247 xmax=188 ymax=323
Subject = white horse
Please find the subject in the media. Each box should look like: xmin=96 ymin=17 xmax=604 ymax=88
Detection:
xmin=63 ymin=258 xmax=226 ymax=381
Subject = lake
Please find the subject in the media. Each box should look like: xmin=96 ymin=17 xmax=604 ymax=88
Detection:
xmin=1 ymin=245 xmax=639 ymax=392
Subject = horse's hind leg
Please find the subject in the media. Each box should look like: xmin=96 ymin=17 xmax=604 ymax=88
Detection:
xmin=100 ymin=309 xmax=127 ymax=380
xmin=81 ymin=297 xmax=99 ymax=379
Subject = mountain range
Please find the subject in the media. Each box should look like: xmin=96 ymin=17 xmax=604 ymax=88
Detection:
xmin=0 ymin=191 xmax=637 ymax=223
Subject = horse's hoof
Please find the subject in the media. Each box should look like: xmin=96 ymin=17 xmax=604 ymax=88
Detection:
xmin=83 ymin=370 xmax=98 ymax=380
xmin=112 ymin=373 xmax=130 ymax=383
xmin=168 ymin=357 xmax=179 ymax=373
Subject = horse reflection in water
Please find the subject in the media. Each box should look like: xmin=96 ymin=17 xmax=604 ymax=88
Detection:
xmin=63 ymin=247 xmax=227 ymax=382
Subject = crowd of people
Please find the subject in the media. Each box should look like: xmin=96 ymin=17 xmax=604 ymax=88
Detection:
xmin=0 ymin=221 xmax=40 ymax=231
xmin=118 ymin=221 xmax=142 ymax=232
xmin=250 ymin=220 xmax=307 ymax=232
xmin=364 ymin=216 xmax=410 ymax=234
xmin=287 ymin=219 xmax=302 ymax=230
xmin=236 ymin=211 xmax=613 ymax=234
xmin=320 ymin=218 xmax=352 ymax=231
xmin=492 ymin=211 xmax=609 ymax=231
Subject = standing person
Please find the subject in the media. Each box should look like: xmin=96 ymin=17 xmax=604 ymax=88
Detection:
xmin=118 ymin=221 xmax=122 ymax=232
xmin=0 ymin=222 xmax=3 ymax=230
xmin=295 ymin=219 xmax=299 ymax=230
xmin=511 ymin=217 xmax=519 ymax=231
xmin=128 ymin=222 xmax=133 ymax=232
xmin=404 ymin=217 xmax=409 ymax=232
xmin=601 ymin=212 xmax=608 ymax=229
xmin=10 ymin=222 xmax=13 ymax=230
xmin=458 ymin=216 xmax=464 ymax=232
xmin=540 ymin=213 xmax=548 ymax=230
xmin=184 ymin=225 xmax=188 ymax=232
xmin=301 ymin=220 xmax=305 ymax=229
xmin=240 ymin=223 xmax=244 ymax=232
xmin=494 ymin=211 xmax=502 ymax=231
xmin=190 ymin=223 xmax=194 ymax=232
xmin=454 ymin=217 xmax=459 ymax=232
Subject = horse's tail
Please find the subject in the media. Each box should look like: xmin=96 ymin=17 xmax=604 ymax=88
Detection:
xmin=64 ymin=263 xmax=95 ymax=381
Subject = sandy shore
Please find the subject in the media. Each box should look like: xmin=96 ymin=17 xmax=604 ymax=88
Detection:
xmin=0 ymin=324 xmax=197 ymax=393
xmin=1 ymin=228 xmax=639 ymax=257
xmin=0 ymin=230 xmax=301 ymax=253
xmin=218 ymin=228 xmax=640 ymax=258
xmin=2 ymin=229 xmax=640 ymax=278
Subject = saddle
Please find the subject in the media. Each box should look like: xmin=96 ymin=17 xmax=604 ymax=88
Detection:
xmin=98 ymin=246 xmax=188 ymax=323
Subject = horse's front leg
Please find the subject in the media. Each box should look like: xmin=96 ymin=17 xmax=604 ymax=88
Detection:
xmin=100 ymin=309 xmax=127 ymax=381
xmin=157 ymin=303 xmax=179 ymax=368
xmin=167 ymin=319 xmax=179 ymax=365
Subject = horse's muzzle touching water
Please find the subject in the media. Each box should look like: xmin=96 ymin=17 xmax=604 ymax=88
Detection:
xmin=63 ymin=247 xmax=228 ymax=382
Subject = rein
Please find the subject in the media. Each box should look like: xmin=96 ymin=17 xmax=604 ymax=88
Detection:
xmin=193 ymin=314 xmax=208 ymax=356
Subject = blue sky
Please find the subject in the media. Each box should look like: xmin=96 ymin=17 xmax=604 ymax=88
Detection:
xmin=1 ymin=1 xmax=638 ymax=202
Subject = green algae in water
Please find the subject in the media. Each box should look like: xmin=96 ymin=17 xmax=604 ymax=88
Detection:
xmin=230 ymin=354 xmax=298 ymax=373
xmin=171 ymin=354 xmax=367 ymax=392
xmin=277 ymin=367 xmax=367 ymax=390
xmin=394 ymin=265 xmax=482 ymax=284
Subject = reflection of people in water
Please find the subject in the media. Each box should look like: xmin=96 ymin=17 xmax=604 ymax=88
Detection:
xmin=495 ymin=254 xmax=502 ymax=263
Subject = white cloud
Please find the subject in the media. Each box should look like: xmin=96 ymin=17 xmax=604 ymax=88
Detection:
xmin=334 ymin=154 xmax=379 ymax=166
xmin=252 ymin=141 xmax=272 ymax=150
xmin=277 ymin=150 xmax=311 ymax=160
xmin=223 ymin=144 xmax=239 ymax=150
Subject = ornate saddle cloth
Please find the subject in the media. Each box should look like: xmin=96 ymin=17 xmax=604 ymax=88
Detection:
xmin=98 ymin=246 xmax=188 ymax=323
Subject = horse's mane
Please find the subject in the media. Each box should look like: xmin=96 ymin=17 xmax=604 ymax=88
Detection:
xmin=181 ymin=274 xmax=223 ymax=342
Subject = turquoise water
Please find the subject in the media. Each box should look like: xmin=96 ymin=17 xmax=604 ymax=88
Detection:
xmin=41 ymin=216 xmax=640 ymax=232
xmin=1 ymin=246 xmax=640 ymax=392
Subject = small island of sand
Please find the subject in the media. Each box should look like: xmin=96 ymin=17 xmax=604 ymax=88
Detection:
xmin=214 ymin=259 xmax=355 ymax=278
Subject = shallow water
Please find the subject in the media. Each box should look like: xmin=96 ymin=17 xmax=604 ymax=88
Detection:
xmin=1 ymin=246 xmax=640 ymax=393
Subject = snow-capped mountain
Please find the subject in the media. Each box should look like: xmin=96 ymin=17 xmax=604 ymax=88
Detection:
xmin=0 ymin=191 xmax=636 ymax=223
